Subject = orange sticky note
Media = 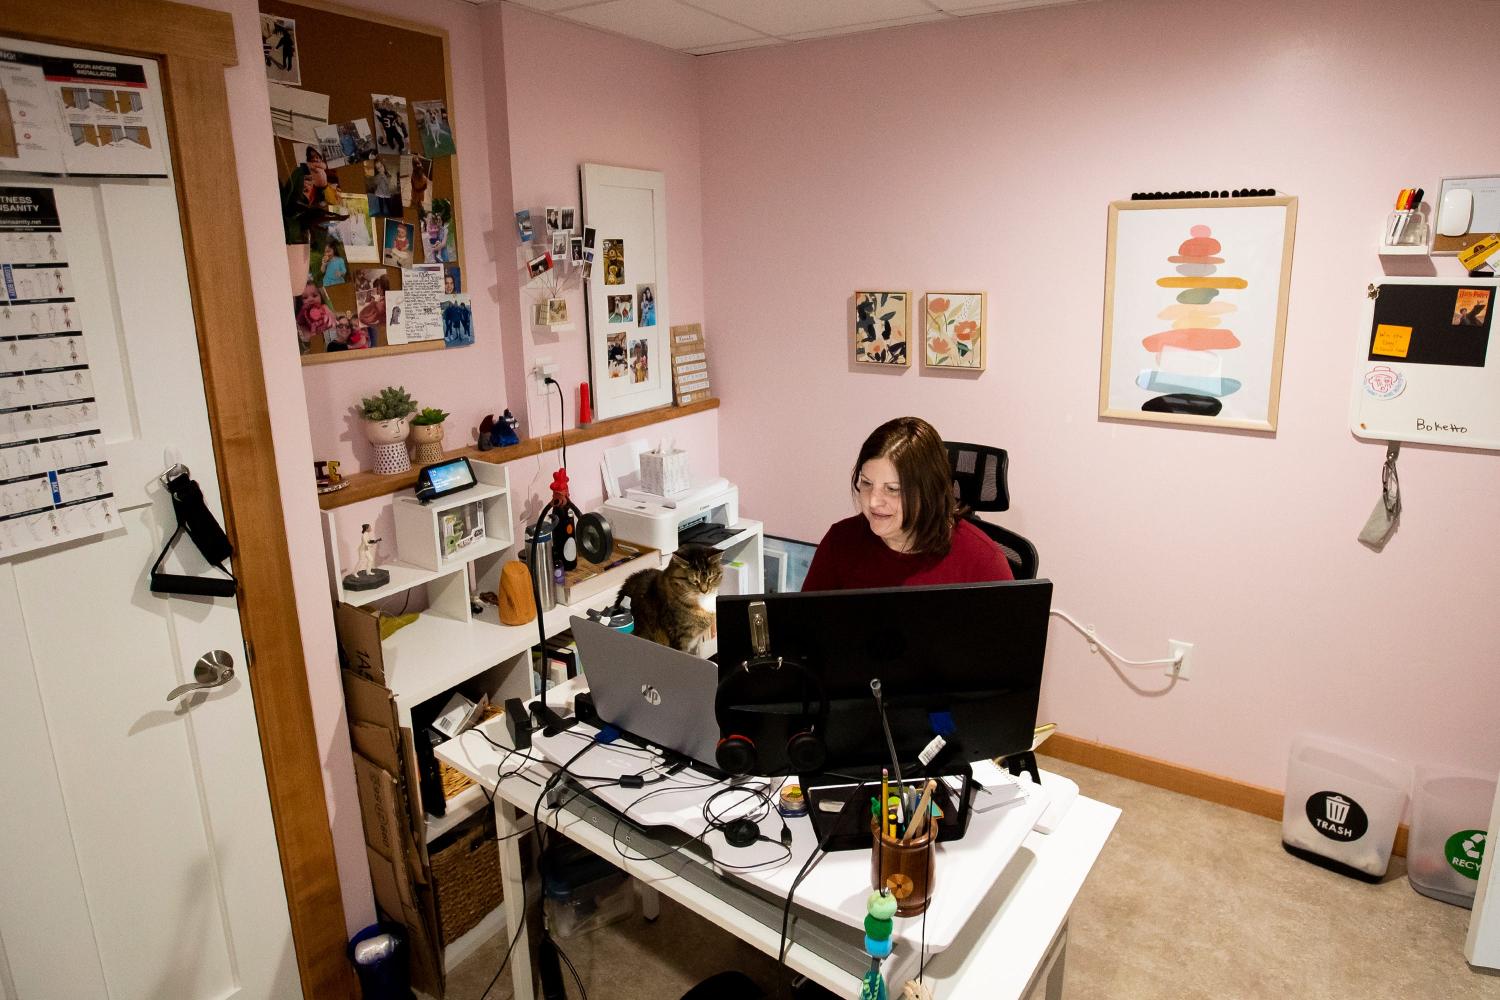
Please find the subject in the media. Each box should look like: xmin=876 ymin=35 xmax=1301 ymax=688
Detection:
xmin=1373 ymin=324 xmax=1412 ymax=358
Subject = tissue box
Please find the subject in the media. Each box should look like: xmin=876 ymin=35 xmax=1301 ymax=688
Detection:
xmin=640 ymin=449 xmax=690 ymax=496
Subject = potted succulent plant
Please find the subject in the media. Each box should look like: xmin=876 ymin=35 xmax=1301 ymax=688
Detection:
xmin=360 ymin=386 xmax=419 ymax=475
xmin=409 ymin=406 xmax=449 ymax=465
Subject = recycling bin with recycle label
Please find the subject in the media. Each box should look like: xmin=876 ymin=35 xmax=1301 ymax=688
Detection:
xmin=1281 ymin=734 xmax=1409 ymax=882
xmin=1408 ymin=766 xmax=1495 ymax=907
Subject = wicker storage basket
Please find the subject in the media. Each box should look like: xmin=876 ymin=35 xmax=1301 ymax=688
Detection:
xmin=429 ymin=810 xmax=504 ymax=944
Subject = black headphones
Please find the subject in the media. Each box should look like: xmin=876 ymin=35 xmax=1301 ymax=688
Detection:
xmin=714 ymin=601 xmax=828 ymax=776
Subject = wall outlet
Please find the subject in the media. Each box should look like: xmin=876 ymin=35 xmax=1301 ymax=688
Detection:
xmin=532 ymin=357 xmax=558 ymax=396
xmin=1084 ymin=623 xmax=1098 ymax=653
xmin=1167 ymin=639 xmax=1194 ymax=680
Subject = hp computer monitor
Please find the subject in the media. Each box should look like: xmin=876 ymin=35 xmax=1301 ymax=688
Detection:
xmin=715 ymin=579 xmax=1053 ymax=773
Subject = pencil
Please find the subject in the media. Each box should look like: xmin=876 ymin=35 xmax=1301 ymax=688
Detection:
xmin=902 ymin=779 xmax=938 ymax=845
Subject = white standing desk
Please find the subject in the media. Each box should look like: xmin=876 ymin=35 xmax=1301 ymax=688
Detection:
xmin=436 ymin=720 xmax=1118 ymax=1000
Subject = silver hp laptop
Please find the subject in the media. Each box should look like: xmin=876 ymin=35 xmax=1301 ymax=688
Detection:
xmin=569 ymin=616 xmax=722 ymax=766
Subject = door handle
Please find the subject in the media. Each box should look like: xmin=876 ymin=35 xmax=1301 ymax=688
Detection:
xmin=166 ymin=650 xmax=235 ymax=701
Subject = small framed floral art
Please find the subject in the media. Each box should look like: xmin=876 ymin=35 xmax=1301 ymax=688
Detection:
xmin=924 ymin=292 xmax=985 ymax=370
xmin=853 ymin=290 xmax=911 ymax=366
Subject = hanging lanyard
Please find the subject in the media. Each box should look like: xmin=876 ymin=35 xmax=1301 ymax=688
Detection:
xmin=150 ymin=465 xmax=237 ymax=598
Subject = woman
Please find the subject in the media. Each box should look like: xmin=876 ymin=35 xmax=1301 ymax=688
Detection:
xmin=801 ymin=416 xmax=1012 ymax=591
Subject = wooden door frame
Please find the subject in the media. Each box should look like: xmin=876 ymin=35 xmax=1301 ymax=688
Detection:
xmin=0 ymin=3 xmax=356 ymax=997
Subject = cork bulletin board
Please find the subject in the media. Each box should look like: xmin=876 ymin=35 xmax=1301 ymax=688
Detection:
xmin=262 ymin=0 xmax=468 ymax=365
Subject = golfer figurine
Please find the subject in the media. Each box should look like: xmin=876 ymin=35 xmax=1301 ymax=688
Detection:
xmin=343 ymin=523 xmax=390 ymax=591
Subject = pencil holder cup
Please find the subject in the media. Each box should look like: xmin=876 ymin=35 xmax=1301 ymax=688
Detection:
xmin=870 ymin=819 xmax=936 ymax=917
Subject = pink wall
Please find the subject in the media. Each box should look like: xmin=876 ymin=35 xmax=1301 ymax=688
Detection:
xmin=194 ymin=0 xmax=717 ymax=930
xmin=698 ymin=0 xmax=1500 ymax=791
xmin=500 ymin=3 xmax=709 ymax=437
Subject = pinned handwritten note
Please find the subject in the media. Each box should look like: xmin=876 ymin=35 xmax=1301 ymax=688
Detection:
xmin=1372 ymin=323 xmax=1412 ymax=359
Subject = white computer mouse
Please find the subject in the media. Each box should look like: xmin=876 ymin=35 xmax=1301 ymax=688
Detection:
xmin=1437 ymin=188 xmax=1474 ymax=237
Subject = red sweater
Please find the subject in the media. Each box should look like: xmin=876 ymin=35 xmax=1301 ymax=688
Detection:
xmin=801 ymin=515 xmax=1014 ymax=592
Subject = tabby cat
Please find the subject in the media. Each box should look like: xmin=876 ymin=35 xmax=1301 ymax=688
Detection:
xmin=617 ymin=543 xmax=722 ymax=655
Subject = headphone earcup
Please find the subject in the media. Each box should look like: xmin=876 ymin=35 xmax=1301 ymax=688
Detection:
xmin=785 ymin=730 xmax=826 ymax=773
xmin=715 ymin=735 xmax=756 ymax=775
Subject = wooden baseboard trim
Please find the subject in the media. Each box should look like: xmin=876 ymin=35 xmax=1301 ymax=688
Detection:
xmin=1042 ymin=733 xmax=1410 ymax=858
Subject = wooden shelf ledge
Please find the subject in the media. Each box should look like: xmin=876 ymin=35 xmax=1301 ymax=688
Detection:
xmin=318 ymin=397 xmax=720 ymax=510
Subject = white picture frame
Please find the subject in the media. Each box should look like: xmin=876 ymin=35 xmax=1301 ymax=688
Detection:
xmin=581 ymin=163 xmax=671 ymax=419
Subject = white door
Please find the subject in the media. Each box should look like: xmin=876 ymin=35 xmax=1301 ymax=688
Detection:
xmin=0 ymin=41 xmax=299 ymax=1000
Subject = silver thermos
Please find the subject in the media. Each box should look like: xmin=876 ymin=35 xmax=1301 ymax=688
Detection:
xmin=525 ymin=525 xmax=556 ymax=611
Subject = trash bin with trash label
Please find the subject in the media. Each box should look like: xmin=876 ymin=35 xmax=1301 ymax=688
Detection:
xmin=1281 ymin=734 xmax=1409 ymax=882
xmin=1408 ymin=766 xmax=1495 ymax=908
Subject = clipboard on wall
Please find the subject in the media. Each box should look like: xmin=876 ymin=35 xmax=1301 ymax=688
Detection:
xmin=1349 ymin=277 xmax=1499 ymax=450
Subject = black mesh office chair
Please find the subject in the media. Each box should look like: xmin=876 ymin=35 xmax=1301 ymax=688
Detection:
xmin=943 ymin=440 xmax=1039 ymax=580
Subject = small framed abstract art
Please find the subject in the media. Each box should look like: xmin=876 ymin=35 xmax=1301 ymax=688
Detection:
xmin=853 ymin=290 xmax=910 ymax=366
xmin=924 ymin=292 xmax=985 ymax=370
xmin=1100 ymin=195 xmax=1297 ymax=431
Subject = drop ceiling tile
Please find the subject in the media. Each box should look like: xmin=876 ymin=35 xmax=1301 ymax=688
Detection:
xmin=684 ymin=0 xmax=939 ymax=37
xmin=505 ymin=0 xmax=612 ymax=13
xmin=931 ymin=0 xmax=1088 ymax=11
xmin=685 ymin=37 xmax=784 ymax=56
xmin=562 ymin=0 xmax=766 ymax=51
xmin=784 ymin=13 xmax=948 ymax=41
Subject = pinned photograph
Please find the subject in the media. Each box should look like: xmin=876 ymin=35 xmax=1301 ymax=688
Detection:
xmin=547 ymin=298 xmax=568 ymax=325
xmin=441 ymin=294 xmax=473 ymax=347
xmin=444 ymin=266 xmax=461 ymax=294
xmin=569 ymin=236 xmax=583 ymax=264
xmin=413 ymin=100 xmax=456 ymax=158
xmin=314 ymin=119 xmax=376 ymax=169
xmin=261 ymin=14 xmax=300 ymax=86
xmin=583 ymin=226 xmax=596 ymax=249
xmin=1453 ymin=288 xmax=1491 ymax=326
xmin=607 ymin=331 xmax=627 ymax=377
xmin=312 ymin=233 xmax=348 ymax=287
xmin=383 ymin=219 xmax=415 ymax=268
xmin=549 ymin=229 xmax=568 ymax=259
xmin=293 ymin=279 xmax=336 ymax=355
xmin=326 ymin=310 xmax=374 ymax=352
xmin=515 ymin=209 xmax=534 ymax=244
xmin=560 ymin=207 xmax=576 ymax=231
xmin=602 ymin=239 xmax=624 ymax=286
xmin=526 ymin=251 xmax=554 ymax=279
xmin=355 ymin=269 xmax=388 ymax=330
xmin=636 ymin=283 xmax=657 ymax=327
xmin=366 ymin=157 xmax=402 ymax=216
xmin=545 ymin=207 xmax=560 ymax=232
xmin=283 ymin=144 xmax=341 ymax=244
xmin=371 ymin=94 xmax=410 ymax=155
xmin=628 ymin=338 xmax=650 ymax=383
xmin=533 ymin=302 xmax=550 ymax=326
xmin=385 ymin=289 xmax=406 ymax=344
xmin=410 ymin=155 xmax=433 ymax=211
xmin=607 ymin=294 xmax=633 ymax=324
xmin=420 ymin=199 xmax=458 ymax=264
xmin=853 ymin=290 xmax=910 ymax=366
xmin=335 ymin=194 xmax=379 ymax=263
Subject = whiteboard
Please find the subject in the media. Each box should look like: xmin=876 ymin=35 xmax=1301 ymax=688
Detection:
xmin=580 ymin=163 xmax=671 ymax=420
xmin=1349 ymin=277 xmax=1500 ymax=449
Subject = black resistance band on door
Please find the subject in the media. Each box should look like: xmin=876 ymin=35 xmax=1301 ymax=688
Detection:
xmin=150 ymin=466 xmax=237 ymax=598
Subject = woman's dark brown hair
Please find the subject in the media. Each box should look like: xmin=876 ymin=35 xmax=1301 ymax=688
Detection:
xmin=850 ymin=416 xmax=960 ymax=556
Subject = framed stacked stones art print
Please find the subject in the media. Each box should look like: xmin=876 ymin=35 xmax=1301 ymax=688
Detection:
xmin=1099 ymin=196 xmax=1298 ymax=431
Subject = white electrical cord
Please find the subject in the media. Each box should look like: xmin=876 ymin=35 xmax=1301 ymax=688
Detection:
xmin=1049 ymin=609 xmax=1182 ymax=668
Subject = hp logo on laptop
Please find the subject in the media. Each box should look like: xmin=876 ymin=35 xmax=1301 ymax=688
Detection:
xmin=640 ymin=685 xmax=662 ymax=706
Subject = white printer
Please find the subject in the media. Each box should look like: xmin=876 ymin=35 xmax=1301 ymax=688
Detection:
xmin=600 ymin=477 xmax=740 ymax=557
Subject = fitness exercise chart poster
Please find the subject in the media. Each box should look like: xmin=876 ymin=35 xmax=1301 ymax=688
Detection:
xmin=0 ymin=186 xmax=115 ymax=559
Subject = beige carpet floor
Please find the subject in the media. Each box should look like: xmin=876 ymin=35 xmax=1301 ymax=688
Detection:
xmin=445 ymin=756 xmax=1500 ymax=999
